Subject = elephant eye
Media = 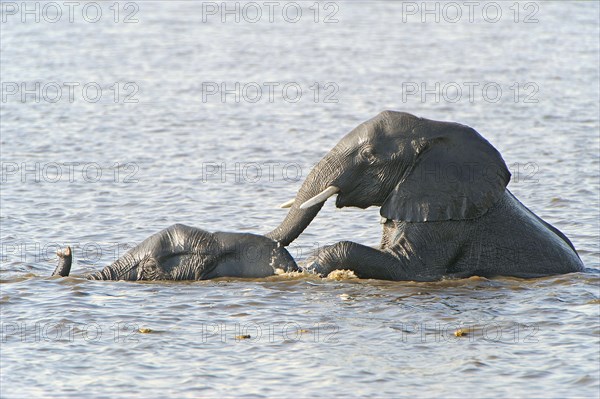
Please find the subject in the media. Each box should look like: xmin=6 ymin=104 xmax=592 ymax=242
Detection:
xmin=360 ymin=146 xmax=377 ymax=164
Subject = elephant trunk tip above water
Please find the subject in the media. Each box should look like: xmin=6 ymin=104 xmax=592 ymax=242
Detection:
xmin=267 ymin=110 xmax=584 ymax=280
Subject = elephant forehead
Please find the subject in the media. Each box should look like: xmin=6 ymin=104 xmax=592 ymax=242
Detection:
xmin=341 ymin=123 xmax=371 ymax=142
xmin=379 ymin=111 xmax=420 ymax=133
xmin=340 ymin=123 xmax=385 ymax=148
xmin=336 ymin=127 xmax=407 ymax=159
xmin=335 ymin=111 xmax=423 ymax=154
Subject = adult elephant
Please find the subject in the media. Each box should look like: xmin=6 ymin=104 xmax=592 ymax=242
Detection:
xmin=53 ymin=224 xmax=297 ymax=280
xmin=267 ymin=111 xmax=584 ymax=281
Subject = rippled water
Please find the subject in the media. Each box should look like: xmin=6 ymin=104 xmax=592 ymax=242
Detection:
xmin=1 ymin=1 xmax=599 ymax=398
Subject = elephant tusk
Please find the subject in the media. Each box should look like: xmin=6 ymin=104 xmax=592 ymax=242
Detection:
xmin=299 ymin=186 xmax=340 ymax=209
xmin=279 ymin=199 xmax=295 ymax=208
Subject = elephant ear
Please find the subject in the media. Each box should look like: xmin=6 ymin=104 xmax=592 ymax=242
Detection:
xmin=381 ymin=121 xmax=510 ymax=222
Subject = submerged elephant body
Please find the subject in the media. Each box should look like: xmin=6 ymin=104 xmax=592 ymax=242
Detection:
xmin=269 ymin=111 xmax=584 ymax=280
xmin=53 ymin=224 xmax=297 ymax=281
xmin=308 ymin=190 xmax=582 ymax=281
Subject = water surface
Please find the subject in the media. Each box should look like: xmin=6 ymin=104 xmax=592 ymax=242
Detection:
xmin=1 ymin=1 xmax=599 ymax=398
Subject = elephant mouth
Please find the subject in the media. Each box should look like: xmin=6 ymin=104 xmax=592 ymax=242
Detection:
xmin=298 ymin=183 xmax=362 ymax=210
xmin=335 ymin=189 xmax=372 ymax=209
xmin=335 ymin=192 xmax=350 ymax=208
xmin=298 ymin=178 xmax=388 ymax=210
xmin=298 ymin=173 xmax=375 ymax=210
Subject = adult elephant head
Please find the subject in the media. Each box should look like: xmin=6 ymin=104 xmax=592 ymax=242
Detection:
xmin=267 ymin=111 xmax=511 ymax=246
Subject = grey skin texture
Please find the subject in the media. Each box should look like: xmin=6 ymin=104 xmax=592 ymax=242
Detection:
xmin=53 ymin=224 xmax=297 ymax=280
xmin=267 ymin=111 xmax=584 ymax=281
xmin=52 ymin=247 xmax=72 ymax=277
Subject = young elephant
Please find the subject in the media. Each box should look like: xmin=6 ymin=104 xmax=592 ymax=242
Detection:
xmin=53 ymin=224 xmax=297 ymax=280
xmin=269 ymin=111 xmax=584 ymax=280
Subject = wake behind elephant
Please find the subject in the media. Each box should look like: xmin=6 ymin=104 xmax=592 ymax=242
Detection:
xmin=269 ymin=111 xmax=584 ymax=280
xmin=53 ymin=224 xmax=297 ymax=280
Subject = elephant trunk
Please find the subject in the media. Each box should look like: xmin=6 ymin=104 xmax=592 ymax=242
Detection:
xmin=266 ymin=152 xmax=342 ymax=246
xmin=87 ymin=252 xmax=139 ymax=280
xmin=51 ymin=247 xmax=72 ymax=277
